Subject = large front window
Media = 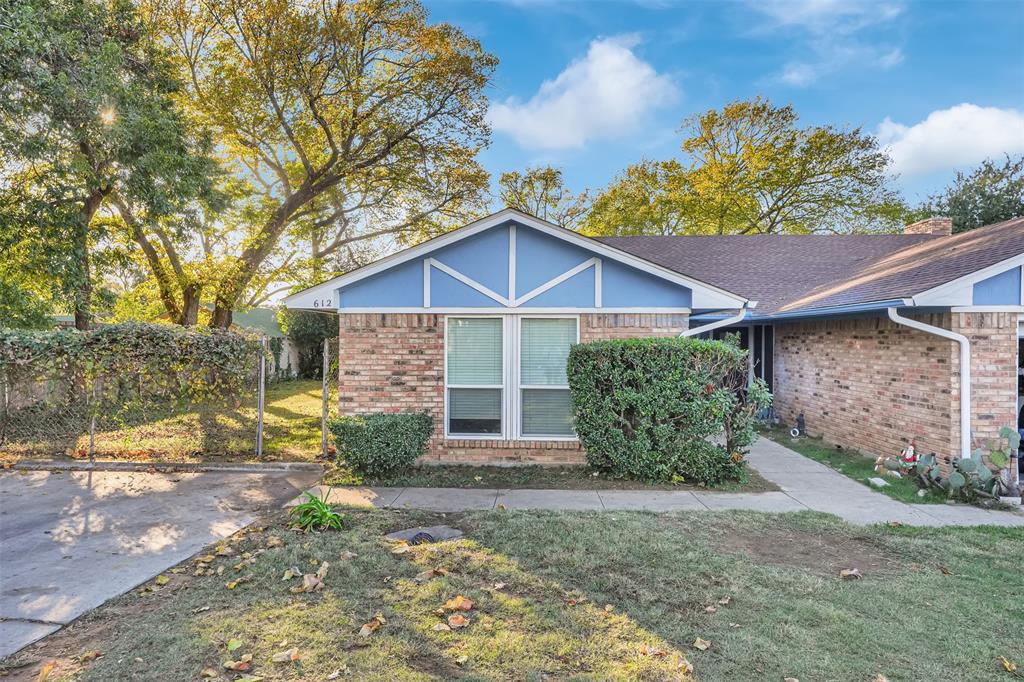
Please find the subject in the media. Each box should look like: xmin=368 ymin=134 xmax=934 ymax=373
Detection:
xmin=446 ymin=318 xmax=503 ymax=435
xmin=519 ymin=317 xmax=576 ymax=437
xmin=445 ymin=316 xmax=578 ymax=439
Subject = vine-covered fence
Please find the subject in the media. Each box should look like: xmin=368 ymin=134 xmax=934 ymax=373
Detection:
xmin=0 ymin=324 xmax=266 ymax=459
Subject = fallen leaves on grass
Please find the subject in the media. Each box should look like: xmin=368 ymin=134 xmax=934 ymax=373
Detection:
xmin=223 ymin=654 xmax=253 ymax=671
xmin=271 ymin=647 xmax=300 ymax=663
xmin=1000 ymin=655 xmax=1018 ymax=673
xmin=154 ymin=575 xmax=169 ymax=586
xmin=78 ymin=650 xmax=102 ymax=663
xmin=200 ymin=668 xmax=218 ymax=678
xmin=444 ymin=595 xmax=474 ymax=611
xmin=433 ymin=622 xmax=452 ymax=632
xmin=266 ymin=536 xmax=285 ymax=549
xmin=839 ymin=568 xmax=862 ymax=580
xmin=227 ymin=639 xmax=242 ymax=652
xmin=281 ymin=566 xmax=301 ymax=581
xmin=339 ymin=550 xmax=357 ymax=560
xmin=447 ymin=613 xmax=470 ymax=629
xmin=717 ymin=595 xmax=731 ymax=605
xmin=290 ymin=574 xmax=323 ymax=594
xmin=359 ymin=613 xmax=387 ymax=637
xmin=225 ymin=576 xmax=252 ymax=590
xmin=414 ymin=568 xmax=449 ymax=583
xmin=692 ymin=637 xmax=711 ymax=651
xmin=288 ymin=561 xmax=330 ymax=593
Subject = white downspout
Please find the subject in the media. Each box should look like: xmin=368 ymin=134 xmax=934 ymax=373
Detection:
xmin=679 ymin=304 xmax=750 ymax=338
xmin=887 ymin=307 xmax=971 ymax=459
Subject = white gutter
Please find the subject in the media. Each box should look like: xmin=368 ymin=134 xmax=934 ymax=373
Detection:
xmin=887 ymin=307 xmax=972 ymax=460
xmin=680 ymin=304 xmax=750 ymax=338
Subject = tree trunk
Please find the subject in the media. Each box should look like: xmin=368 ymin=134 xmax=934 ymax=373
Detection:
xmin=210 ymin=299 xmax=233 ymax=329
xmin=73 ymin=188 xmax=109 ymax=330
xmin=208 ymin=186 xmax=314 ymax=329
xmin=180 ymin=285 xmax=201 ymax=326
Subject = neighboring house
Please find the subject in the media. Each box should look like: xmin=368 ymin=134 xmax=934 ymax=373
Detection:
xmin=229 ymin=307 xmax=300 ymax=380
xmin=286 ymin=209 xmax=1023 ymax=474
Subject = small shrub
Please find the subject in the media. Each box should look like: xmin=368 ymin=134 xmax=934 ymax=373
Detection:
xmin=567 ymin=336 xmax=771 ymax=485
xmin=289 ymin=491 xmax=344 ymax=531
xmin=329 ymin=412 xmax=433 ymax=476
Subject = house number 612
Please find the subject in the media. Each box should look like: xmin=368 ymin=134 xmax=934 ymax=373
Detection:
xmin=312 ymin=298 xmax=333 ymax=308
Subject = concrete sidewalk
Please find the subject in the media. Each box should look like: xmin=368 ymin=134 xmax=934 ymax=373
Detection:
xmin=297 ymin=438 xmax=1024 ymax=527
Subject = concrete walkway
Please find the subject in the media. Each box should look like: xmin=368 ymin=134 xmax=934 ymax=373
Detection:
xmin=300 ymin=438 xmax=1024 ymax=527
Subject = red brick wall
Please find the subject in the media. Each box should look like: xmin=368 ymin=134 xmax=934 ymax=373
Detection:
xmin=950 ymin=312 xmax=1019 ymax=456
xmin=580 ymin=313 xmax=689 ymax=342
xmin=773 ymin=312 xmax=1018 ymax=466
xmin=337 ymin=312 xmax=688 ymax=465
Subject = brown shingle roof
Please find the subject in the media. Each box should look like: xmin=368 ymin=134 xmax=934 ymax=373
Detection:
xmin=596 ymin=217 xmax=1024 ymax=314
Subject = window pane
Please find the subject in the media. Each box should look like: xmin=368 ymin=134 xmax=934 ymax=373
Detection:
xmin=521 ymin=389 xmax=573 ymax=436
xmin=448 ymin=318 xmax=502 ymax=385
xmin=449 ymin=388 xmax=501 ymax=434
xmin=521 ymin=318 xmax=576 ymax=386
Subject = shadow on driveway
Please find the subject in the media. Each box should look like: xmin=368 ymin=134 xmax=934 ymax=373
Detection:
xmin=0 ymin=467 xmax=320 ymax=657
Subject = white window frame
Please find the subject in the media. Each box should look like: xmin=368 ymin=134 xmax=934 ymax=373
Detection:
xmin=443 ymin=314 xmax=580 ymax=442
xmin=443 ymin=315 xmax=508 ymax=440
xmin=514 ymin=314 xmax=580 ymax=440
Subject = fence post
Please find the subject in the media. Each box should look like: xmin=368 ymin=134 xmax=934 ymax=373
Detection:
xmin=256 ymin=337 xmax=266 ymax=458
xmin=88 ymin=378 xmax=97 ymax=464
xmin=321 ymin=337 xmax=330 ymax=458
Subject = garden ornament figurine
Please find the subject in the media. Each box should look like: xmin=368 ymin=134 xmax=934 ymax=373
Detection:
xmin=789 ymin=413 xmax=805 ymax=438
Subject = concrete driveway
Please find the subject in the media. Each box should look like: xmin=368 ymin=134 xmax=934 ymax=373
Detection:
xmin=0 ymin=467 xmax=320 ymax=658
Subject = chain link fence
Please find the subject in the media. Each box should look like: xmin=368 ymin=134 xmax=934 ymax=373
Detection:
xmin=0 ymin=327 xmax=266 ymax=461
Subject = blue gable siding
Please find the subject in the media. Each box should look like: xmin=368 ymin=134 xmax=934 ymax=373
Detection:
xmin=520 ymin=268 xmax=596 ymax=307
xmin=338 ymin=258 xmax=422 ymax=308
xmin=972 ymin=267 xmax=1021 ymax=305
xmin=515 ymin=226 xmax=593 ymax=295
xmin=602 ymin=259 xmax=692 ymax=308
xmin=430 ymin=268 xmax=501 ymax=307
xmin=432 ymin=224 xmax=509 ymax=297
xmin=335 ymin=220 xmax=693 ymax=310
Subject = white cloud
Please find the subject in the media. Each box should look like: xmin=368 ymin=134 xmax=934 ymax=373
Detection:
xmin=877 ymin=104 xmax=1024 ymax=177
xmin=752 ymin=0 xmax=903 ymax=34
xmin=487 ymin=36 xmax=678 ymax=150
xmin=749 ymin=1 xmax=905 ymax=87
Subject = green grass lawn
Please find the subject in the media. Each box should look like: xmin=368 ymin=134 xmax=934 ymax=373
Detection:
xmin=5 ymin=379 xmax=326 ymax=462
xmin=6 ymin=509 xmax=1021 ymax=682
xmin=761 ymin=427 xmax=949 ymax=504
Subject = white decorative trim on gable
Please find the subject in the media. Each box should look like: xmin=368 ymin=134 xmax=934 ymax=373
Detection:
xmin=912 ymin=254 xmax=1024 ymax=307
xmin=284 ymin=208 xmax=749 ymax=311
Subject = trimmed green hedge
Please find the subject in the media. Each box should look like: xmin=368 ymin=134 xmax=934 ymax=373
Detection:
xmin=567 ymin=336 xmax=771 ymax=485
xmin=329 ymin=412 xmax=433 ymax=476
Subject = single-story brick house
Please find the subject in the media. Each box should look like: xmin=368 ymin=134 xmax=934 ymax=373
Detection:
xmin=286 ymin=208 xmax=1024 ymax=475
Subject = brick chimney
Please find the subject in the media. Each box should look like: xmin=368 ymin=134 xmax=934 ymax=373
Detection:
xmin=904 ymin=216 xmax=953 ymax=236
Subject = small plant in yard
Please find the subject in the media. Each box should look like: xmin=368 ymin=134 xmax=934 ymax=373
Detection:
xmin=328 ymin=412 xmax=433 ymax=476
xmin=881 ymin=426 xmax=1021 ymax=502
xmin=289 ymin=491 xmax=344 ymax=531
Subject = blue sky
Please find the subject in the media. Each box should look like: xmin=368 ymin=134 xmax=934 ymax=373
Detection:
xmin=424 ymin=0 xmax=1024 ymax=206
